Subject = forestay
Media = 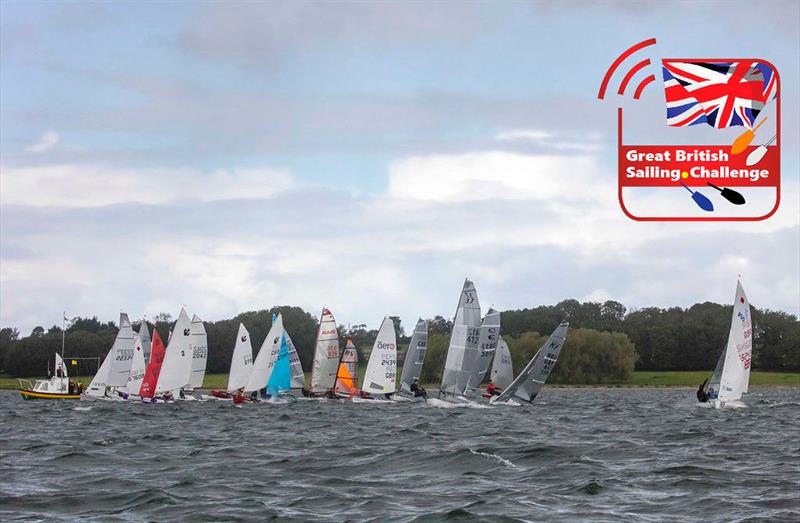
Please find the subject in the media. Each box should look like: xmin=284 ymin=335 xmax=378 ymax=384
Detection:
xmin=310 ymin=308 xmax=340 ymax=393
xmin=155 ymin=308 xmax=193 ymax=394
xmin=490 ymin=338 xmax=514 ymax=389
xmin=188 ymin=314 xmax=208 ymax=389
xmin=227 ymin=323 xmax=253 ymax=392
xmin=469 ymin=308 xmax=500 ymax=391
xmin=495 ymin=321 xmax=569 ymax=403
xmin=399 ymin=320 xmax=428 ymax=393
xmin=361 ymin=318 xmax=397 ymax=395
xmin=708 ymin=281 xmax=753 ymax=402
xmin=139 ymin=321 xmax=152 ymax=364
xmin=123 ymin=335 xmax=146 ymax=395
xmin=440 ymin=279 xmax=482 ymax=396
xmin=243 ymin=314 xmax=283 ymax=393
xmin=107 ymin=313 xmax=136 ymax=388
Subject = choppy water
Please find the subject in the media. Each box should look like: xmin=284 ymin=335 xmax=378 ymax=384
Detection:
xmin=1 ymin=388 xmax=799 ymax=522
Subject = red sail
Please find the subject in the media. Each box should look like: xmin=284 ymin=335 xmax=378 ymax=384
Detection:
xmin=139 ymin=329 xmax=166 ymax=398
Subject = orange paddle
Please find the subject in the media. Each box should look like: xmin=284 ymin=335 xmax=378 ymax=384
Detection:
xmin=730 ymin=116 xmax=768 ymax=155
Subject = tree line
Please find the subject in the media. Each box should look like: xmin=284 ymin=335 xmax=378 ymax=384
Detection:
xmin=1 ymin=298 xmax=797 ymax=383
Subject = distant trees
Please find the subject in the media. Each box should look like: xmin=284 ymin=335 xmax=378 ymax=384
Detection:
xmin=1 ymin=298 xmax=797 ymax=379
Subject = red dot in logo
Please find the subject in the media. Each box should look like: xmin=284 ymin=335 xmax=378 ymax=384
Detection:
xmin=740 ymin=297 xmax=745 ymax=303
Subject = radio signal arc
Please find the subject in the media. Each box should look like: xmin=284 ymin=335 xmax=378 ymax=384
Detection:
xmin=618 ymin=58 xmax=651 ymax=95
xmin=597 ymin=37 xmax=657 ymax=100
xmin=633 ymin=74 xmax=656 ymax=99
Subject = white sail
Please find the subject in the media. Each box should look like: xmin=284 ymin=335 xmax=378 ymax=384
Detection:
xmin=139 ymin=320 xmax=152 ymax=364
xmin=227 ymin=323 xmax=253 ymax=392
xmin=495 ymin=321 xmax=569 ymax=403
xmin=399 ymin=319 xmax=428 ymax=393
xmin=107 ymin=313 xmax=136 ymax=387
xmin=243 ymin=315 xmax=283 ymax=393
xmin=310 ymin=308 xmax=340 ymax=393
xmin=441 ymin=279 xmax=482 ymax=396
xmin=361 ymin=317 xmax=397 ymax=394
xmin=283 ymin=328 xmax=305 ymax=389
xmin=86 ymin=348 xmax=113 ymax=397
xmin=155 ymin=308 xmax=193 ymax=394
xmin=490 ymin=338 xmax=514 ymax=389
xmin=188 ymin=314 xmax=208 ymax=388
xmin=469 ymin=308 xmax=501 ymax=390
xmin=709 ymin=281 xmax=753 ymax=402
xmin=55 ymin=353 xmax=68 ymax=378
xmin=123 ymin=334 xmax=146 ymax=395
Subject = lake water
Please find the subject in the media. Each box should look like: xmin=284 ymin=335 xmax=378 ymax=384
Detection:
xmin=1 ymin=388 xmax=798 ymax=522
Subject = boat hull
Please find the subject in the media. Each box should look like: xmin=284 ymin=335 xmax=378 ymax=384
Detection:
xmin=19 ymin=389 xmax=80 ymax=400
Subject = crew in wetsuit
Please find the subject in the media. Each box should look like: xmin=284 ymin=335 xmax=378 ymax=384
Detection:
xmin=486 ymin=380 xmax=501 ymax=397
xmin=697 ymin=379 xmax=709 ymax=403
xmin=410 ymin=378 xmax=427 ymax=400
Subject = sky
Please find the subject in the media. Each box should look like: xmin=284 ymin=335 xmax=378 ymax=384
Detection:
xmin=1 ymin=0 xmax=799 ymax=334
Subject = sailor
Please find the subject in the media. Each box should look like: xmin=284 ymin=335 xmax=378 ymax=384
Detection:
xmin=384 ymin=392 xmax=394 ymax=400
xmin=179 ymin=388 xmax=186 ymax=400
xmin=301 ymin=387 xmax=312 ymax=398
xmin=410 ymin=378 xmax=427 ymax=400
xmin=708 ymin=387 xmax=718 ymax=400
xmin=486 ymin=379 xmax=501 ymax=397
xmin=696 ymin=379 xmax=709 ymax=403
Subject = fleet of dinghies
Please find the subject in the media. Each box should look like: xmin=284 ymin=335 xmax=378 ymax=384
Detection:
xmin=18 ymin=277 xmax=756 ymax=409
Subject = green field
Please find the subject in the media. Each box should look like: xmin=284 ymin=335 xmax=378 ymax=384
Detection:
xmin=1 ymin=371 xmax=798 ymax=391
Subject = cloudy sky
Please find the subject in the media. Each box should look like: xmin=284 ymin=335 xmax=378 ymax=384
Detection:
xmin=1 ymin=1 xmax=798 ymax=333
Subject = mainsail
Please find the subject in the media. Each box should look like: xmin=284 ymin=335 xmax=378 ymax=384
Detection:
xmin=494 ymin=321 xmax=569 ymax=403
xmin=469 ymin=308 xmax=500 ymax=391
xmin=107 ymin=313 xmax=136 ymax=387
xmin=188 ymin=314 xmax=208 ymax=389
xmin=139 ymin=329 xmax=166 ymax=398
xmin=335 ymin=338 xmax=359 ymax=396
xmin=399 ymin=319 xmax=428 ymax=393
xmin=310 ymin=308 xmax=340 ymax=393
xmin=86 ymin=348 xmax=113 ymax=397
xmin=227 ymin=323 xmax=253 ymax=392
xmin=155 ymin=308 xmax=193 ymax=394
xmin=490 ymin=338 xmax=514 ymax=389
xmin=440 ymin=279 xmax=482 ymax=396
xmin=139 ymin=320 xmax=152 ymax=364
xmin=708 ymin=280 xmax=753 ymax=402
xmin=361 ymin=318 xmax=397 ymax=395
xmin=243 ymin=314 xmax=283 ymax=393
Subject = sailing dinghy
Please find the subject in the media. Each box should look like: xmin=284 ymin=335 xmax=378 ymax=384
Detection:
xmin=83 ymin=313 xmax=136 ymax=400
xmin=139 ymin=320 xmax=152 ymax=364
xmin=439 ymin=279 xmax=482 ymax=402
xmin=353 ymin=317 xmax=397 ymax=402
xmin=303 ymin=308 xmax=340 ymax=398
xmin=152 ymin=308 xmax=194 ymax=402
xmin=117 ymin=334 xmax=146 ymax=400
xmin=186 ymin=314 xmax=208 ymax=394
xmin=396 ymin=319 xmax=428 ymax=401
xmin=490 ymin=321 xmax=569 ymax=406
xmin=698 ymin=280 xmax=753 ymax=409
xmin=210 ymin=323 xmax=253 ymax=400
xmin=488 ymin=338 xmax=514 ymax=390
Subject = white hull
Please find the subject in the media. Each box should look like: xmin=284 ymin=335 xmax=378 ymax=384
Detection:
xmin=352 ymin=396 xmax=394 ymax=404
xmin=698 ymin=399 xmax=747 ymax=409
xmin=489 ymin=396 xmax=521 ymax=407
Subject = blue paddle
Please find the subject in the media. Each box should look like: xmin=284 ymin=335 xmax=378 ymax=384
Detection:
xmin=680 ymin=182 xmax=714 ymax=212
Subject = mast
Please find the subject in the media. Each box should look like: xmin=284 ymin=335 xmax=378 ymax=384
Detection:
xmin=61 ymin=310 xmax=66 ymax=392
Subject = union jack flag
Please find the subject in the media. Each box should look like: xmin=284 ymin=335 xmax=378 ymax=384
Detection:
xmin=662 ymin=60 xmax=777 ymax=129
